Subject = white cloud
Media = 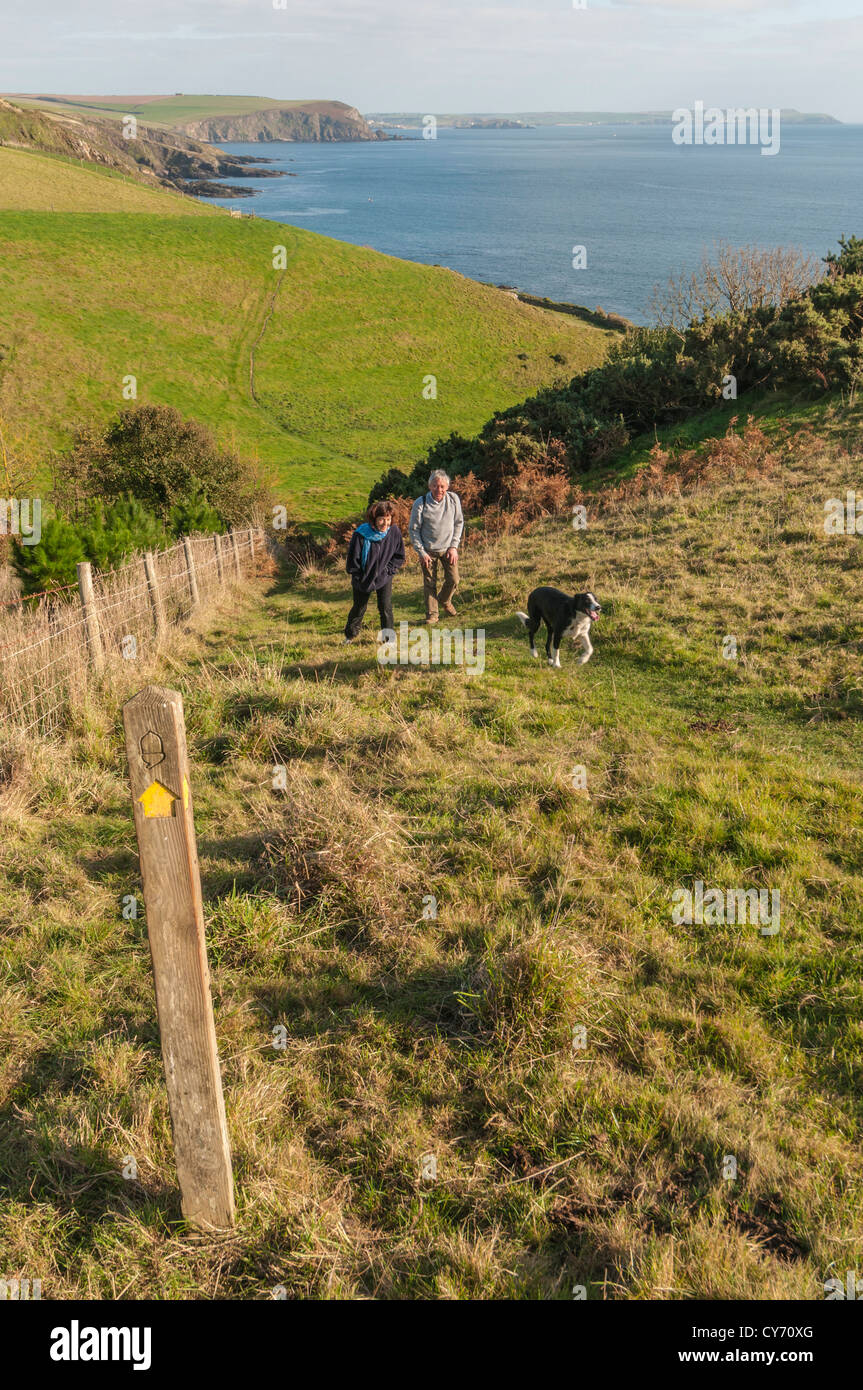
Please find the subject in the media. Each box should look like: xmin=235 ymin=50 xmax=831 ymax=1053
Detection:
xmin=0 ymin=0 xmax=860 ymax=120
xmin=611 ymin=0 xmax=803 ymax=10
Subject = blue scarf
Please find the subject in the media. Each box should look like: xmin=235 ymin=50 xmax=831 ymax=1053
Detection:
xmin=357 ymin=521 xmax=387 ymax=570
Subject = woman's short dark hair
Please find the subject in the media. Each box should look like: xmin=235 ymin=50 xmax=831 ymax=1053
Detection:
xmin=366 ymin=499 xmax=394 ymax=527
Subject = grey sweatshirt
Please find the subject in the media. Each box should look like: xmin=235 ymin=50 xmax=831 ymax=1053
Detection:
xmin=409 ymin=491 xmax=464 ymax=557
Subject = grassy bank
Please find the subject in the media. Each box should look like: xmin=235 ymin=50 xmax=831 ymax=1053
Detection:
xmin=0 ymin=146 xmax=217 ymax=215
xmin=0 ymin=147 xmax=614 ymax=521
xmin=1 ymin=404 xmax=860 ymax=1298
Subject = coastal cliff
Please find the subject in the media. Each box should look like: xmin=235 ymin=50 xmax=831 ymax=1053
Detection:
xmin=0 ymin=97 xmax=281 ymax=196
xmin=176 ymin=101 xmax=389 ymax=143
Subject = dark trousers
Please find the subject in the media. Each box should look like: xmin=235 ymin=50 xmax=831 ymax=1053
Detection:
xmin=345 ymin=579 xmax=394 ymax=638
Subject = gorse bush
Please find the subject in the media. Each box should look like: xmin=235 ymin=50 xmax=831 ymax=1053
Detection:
xmin=53 ymin=404 xmax=271 ymax=525
xmin=826 ymin=233 xmax=863 ymax=279
xmin=369 ymin=236 xmax=863 ymax=508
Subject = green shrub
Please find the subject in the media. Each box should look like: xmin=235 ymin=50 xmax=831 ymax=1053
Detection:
xmin=826 ymin=234 xmax=863 ymax=278
xmin=53 ymin=404 xmax=271 ymax=524
xmin=11 ymin=517 xmax=85 ymax=596
xmin=79 ymin=496 xmax=167 ymax=569
xmin=168 ymin=489 xmax=223 ymax=538
xmin=367 ymin=465 xmax=417 ymax=505
xmin=369 ymin=237 xmax=863 ymax=503
xmin=11 ymin=497 xmax=170 ymax=596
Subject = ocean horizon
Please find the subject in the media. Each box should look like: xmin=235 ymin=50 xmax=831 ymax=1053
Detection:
xmin=201 ymin=122 xmax=863 ymax=323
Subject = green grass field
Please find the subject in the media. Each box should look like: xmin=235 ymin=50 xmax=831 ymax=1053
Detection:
xmin=0 ymin=146 xmax=217 ymax=214
xmin=1 ymin=405 xmax=860 ymax=1298
xmin=4 ymin=94 xmax=319 ymax=128
xmin=0 ymin=147 xmax=614 ymax=521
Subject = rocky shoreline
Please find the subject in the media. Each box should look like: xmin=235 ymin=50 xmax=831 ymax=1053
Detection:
xmin=0 ymin=97 xmax=294 ymax=198
xmin=167 ymin=151 xmax=289 ymax=198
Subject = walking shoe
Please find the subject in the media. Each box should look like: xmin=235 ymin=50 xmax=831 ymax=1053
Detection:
xmin=342 ymin=635 xmax=354 ymax=644
xmin=442 ymin=603 xmax=457 ymax=617
xmin=425 ymin=616 xmax=438 ymax=625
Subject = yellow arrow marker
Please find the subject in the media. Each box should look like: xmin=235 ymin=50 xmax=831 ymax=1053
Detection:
xmin=137 ymin=780 xmax=178 ymax=818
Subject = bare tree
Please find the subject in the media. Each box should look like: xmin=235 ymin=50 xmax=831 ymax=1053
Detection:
xmin=649 ymin=241 xmax=822 ymax=331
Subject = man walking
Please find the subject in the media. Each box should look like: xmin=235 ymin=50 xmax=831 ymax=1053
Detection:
xmin=409 ymin=469 xmax=464 ymax=624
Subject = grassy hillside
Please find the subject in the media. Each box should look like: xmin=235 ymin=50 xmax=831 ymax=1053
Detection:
xmin=0 ymin=146 xmax=216 ymax=214
xmin=0 ymin=148 xmax=614 ymax=521
xmin=1 ymin=405 xmax=860 ymax=1298
xmin=6 ymin=95 xmax=376 ymax=132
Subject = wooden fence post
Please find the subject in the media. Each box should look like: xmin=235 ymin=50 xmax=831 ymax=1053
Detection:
xmin=229 ymin=530 xmax=241 ymax=580
xmin=122 ymin=686 xmax=235 ymax=1230
xmin=143 ymin=551 xmax=166 ymax=636
xmin=213 ymin=533 xmax=224 ymax=583
xmin=182 ymin=536 xmax=199 ymax=609
xmin=76 ymin=561 xmax=104 ymax=672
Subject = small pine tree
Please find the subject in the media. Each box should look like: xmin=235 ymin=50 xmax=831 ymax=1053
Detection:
xmin=79 ymin=495 xmax=166 ymax=569
xmin=826 ymin=235 xmax=863 ymax=279
xmin=169 ymin=489 xmax=222 ymax=537
xmin=12 ymin=517 xmax=85 ymax=596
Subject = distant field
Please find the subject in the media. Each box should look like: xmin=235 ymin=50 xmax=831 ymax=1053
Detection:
xmin=4 ymin=94 xmax=342 ymax=129
xmin=0 ymin=147 xmax=614 ymax=521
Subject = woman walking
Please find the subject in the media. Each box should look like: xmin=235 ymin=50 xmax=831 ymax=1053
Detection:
xmin=344 ymin=499 xmax=405 ymax=642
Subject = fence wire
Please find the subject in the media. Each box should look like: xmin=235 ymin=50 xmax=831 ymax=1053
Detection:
xmin=0 ymin=530 xmax=261 ymax=737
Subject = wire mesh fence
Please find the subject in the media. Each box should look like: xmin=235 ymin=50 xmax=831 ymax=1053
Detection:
xmin=0 ymin=528 xmax=262 ymax=737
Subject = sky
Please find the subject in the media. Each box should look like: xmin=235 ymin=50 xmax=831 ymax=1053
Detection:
xmin=2 ymin=0 xmax=862 ymax=122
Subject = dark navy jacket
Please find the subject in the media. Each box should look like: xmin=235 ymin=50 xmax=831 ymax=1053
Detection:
xmin=346 ymin=524 xmax=406 ymax=593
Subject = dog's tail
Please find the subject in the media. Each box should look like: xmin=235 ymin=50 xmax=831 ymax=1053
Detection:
xmin=515 ymin=611 xmax=530 ymax=627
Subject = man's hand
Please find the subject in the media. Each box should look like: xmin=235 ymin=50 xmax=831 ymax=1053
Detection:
xmin=420 ymin=554 xmax=432 ymax=572
xmin=445 ymin=548 xmax=458 ymax=565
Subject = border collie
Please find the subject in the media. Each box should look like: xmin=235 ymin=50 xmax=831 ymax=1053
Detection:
xmin=516 ymin=587 xmax=601 ymax=668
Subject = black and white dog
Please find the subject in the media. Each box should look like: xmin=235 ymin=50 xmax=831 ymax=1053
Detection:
xmin=516 ymin=587 xmax=601 ymax=668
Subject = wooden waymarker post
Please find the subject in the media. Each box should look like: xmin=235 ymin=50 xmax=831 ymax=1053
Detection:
xmin=122 ymin=686 xmax=235 ymax=1230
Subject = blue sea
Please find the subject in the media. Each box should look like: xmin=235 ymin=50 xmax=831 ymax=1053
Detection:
xmin=201 ymin=124 xmax=863 ymax=323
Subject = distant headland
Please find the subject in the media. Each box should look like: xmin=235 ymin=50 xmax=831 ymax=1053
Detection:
xmin=3 ymin=95 xmax=393 ymax=144
xmin=367 ymin=108 xmax=840 ymax=129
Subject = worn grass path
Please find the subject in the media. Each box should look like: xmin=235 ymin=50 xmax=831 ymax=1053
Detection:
xmin=1 ymin=418 xmax=861 ymax=1297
